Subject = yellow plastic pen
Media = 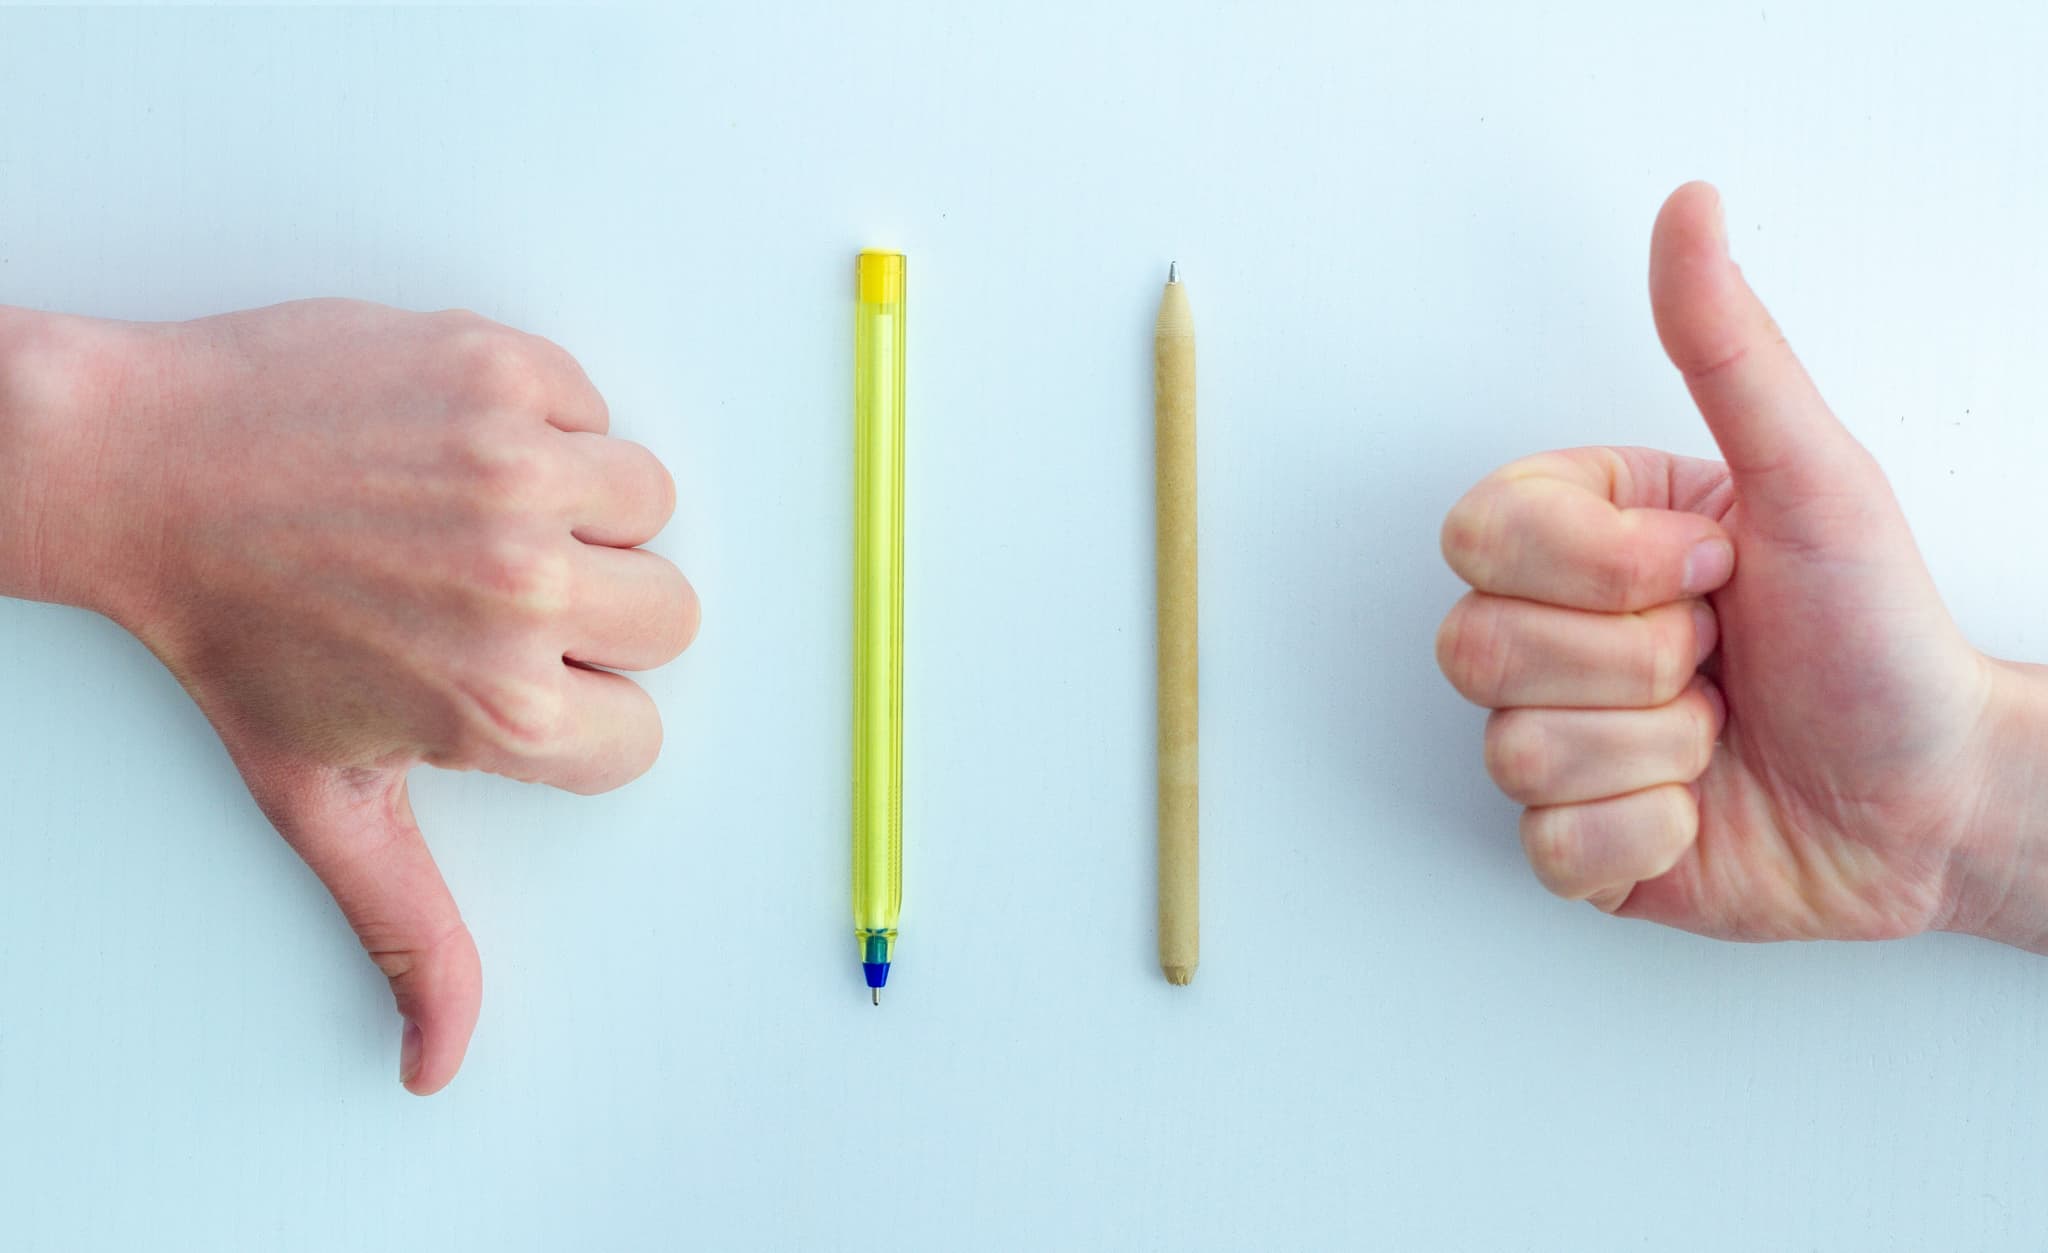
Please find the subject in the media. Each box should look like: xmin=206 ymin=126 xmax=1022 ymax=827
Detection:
xmin=853 ymin=250 xmax=905 ymax=1004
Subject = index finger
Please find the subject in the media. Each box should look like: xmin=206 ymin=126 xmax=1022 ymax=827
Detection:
xmin=1440 ymin=447 xmax=1735 ymax=612
xmin=561 ymin=432 xmax=677 ymax=548
xmin=519 ymin=329 xmax=611 ymax=435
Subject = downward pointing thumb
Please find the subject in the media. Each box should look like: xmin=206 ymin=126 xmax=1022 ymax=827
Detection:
xmin=239 ymin=756 xmax=482 ymax=1096
xmin=1649 ymin=181 xmax=1879 ymax=528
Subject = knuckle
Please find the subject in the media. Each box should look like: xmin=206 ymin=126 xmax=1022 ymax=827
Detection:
xmin=1435 ymin=599 xmax=1511 ymax=705
xmin=623 ymin=709 xmax=665 ymax=785
xmin=663 ymin=571 xmax=703 ymax=658
xmin=368 ymin=948 xmax=420 ymax=982
xmin=1659 ymin=785 xmax=1700 ymax=844
xmin=1687 ymin=700 xmax=1720 ymax=780
xmin=1600 ymin=526 xmax=1658 ymax=609
xmin=648 ymin=453 xmax=678 ymax=525
xmin=638 ymin=597 xmax=697 ymax=667
xmin=1586 ymin=884 xmax=1632 ymax=914
xmin=1433 ymin=610 xmax=1462 ymax=677
xmin=526 ymin=332 xmax=591 ymax=394
xmin=1433 ymin=611 xmax=1468 ymax=691
xmin=477 ymin=537 xmax=573 ymax=616
xmin=459 ymin=431 xmax=560 ymax=512
xmin=1484 ymin=710 xmax=1550 ymax=802
xmin=366 ymin=921 xmax=472 ymax=986
xmin=1439 ymin=487 xmax=1502 ymax=586
xmin=456 ymin=672 xmax=568 ymax=758
xmin=1640 ymin=611 xmax=1693 ymax=705
xmin=567 ymin=698 xmax=663 ymax=796
xmin=451 ymin=325 xmax=544 ymax=408
xmin=1633 ymin=788 xmax=1698 ymax=884
xmin=1519 ymin=807 xmax=1581 ymax=897
xmin=679 ymin=587 xmax=703 ymax=653
xmin=608 ymin=439 xmax=676 ymax=528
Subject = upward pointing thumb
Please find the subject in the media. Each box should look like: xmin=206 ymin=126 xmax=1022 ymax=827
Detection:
xmin=1650 ymin=181 xmax=1877 ymax=524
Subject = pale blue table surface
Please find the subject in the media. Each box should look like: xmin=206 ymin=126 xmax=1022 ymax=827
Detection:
xmin=5 ymin=4 xmax=2048 ymax=1250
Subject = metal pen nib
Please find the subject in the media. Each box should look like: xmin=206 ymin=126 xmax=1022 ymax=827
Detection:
xmin=871 ymin=988 xmax=880 ymax=1006
xmin=1168 ymin=260 xmax=1180 ymax=283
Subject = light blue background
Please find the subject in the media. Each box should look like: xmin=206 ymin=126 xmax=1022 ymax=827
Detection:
xmin=4 ymin=3 xmax=2048 ymax=1249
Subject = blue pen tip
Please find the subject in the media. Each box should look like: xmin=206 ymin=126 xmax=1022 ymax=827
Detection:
xmin=863 ymin=962 xmax=890 ymax=990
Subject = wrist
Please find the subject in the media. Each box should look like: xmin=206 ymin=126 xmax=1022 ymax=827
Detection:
xmin=1941 ymin=658 xmax=2048 ymax=953
xmin=0 ymin=306 xmax=173 ymax=622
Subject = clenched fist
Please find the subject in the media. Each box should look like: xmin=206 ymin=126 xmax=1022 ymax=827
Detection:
xmin=0 ymin=299 xmax=699 ymax=1093
xmin=1436 ymin=183 xmax=2048 ymax=954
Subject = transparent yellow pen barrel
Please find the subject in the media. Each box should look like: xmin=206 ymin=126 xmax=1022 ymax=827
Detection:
xmin=853 ymin=251 xmax=905 ymax=980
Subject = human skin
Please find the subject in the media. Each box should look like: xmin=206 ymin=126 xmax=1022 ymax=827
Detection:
xmin=1436 ymin=181 xmax=2048 ymax=956
xmin=0 ymin=299 xmax=699 ymax=1094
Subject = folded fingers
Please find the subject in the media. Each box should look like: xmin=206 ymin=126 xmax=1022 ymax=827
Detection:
xmin=1441 ymin=456 xmax=1735 ymax=612
xmin=447 ymin=663 xmax=665 ymax=796
xmin=1437 ymin=593 xmax=1718 ymax=709
xmin=567 ymin=544 xmax=700 ymax=671
xmin=561 ymin=432 xmax=677 ymax=548
xmin=1521 ymin=784 xmax=1701 ymax=907
xmin=1485 ymin=677 xmax=1725 ymax=806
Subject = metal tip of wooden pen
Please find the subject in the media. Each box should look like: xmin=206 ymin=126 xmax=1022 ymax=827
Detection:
xmin=1168 ymin=260 xmax=1180 ymax=283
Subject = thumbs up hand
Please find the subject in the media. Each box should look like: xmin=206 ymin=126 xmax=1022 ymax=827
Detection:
xmin=1437 ymin=183 xmax=2048 ymax=951
xmin=3 ymin=299 xmax=699 ymax=1093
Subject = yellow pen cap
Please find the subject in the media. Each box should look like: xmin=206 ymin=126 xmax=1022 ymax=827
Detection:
xmin=858 ymin=250 xmax=905 ymax=304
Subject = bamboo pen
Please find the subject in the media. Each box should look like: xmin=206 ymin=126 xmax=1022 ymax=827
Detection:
xmin=1155 ymin=262 xmax=1198 ymax=985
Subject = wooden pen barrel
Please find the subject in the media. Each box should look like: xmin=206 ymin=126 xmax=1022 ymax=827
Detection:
xmin=1155 ymin=275 xmax=1198 ymax=985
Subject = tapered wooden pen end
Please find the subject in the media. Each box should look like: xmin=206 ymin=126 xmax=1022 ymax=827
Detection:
xmin=1162 ymin=965 xmax=1195 ymax=987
